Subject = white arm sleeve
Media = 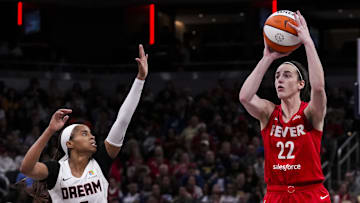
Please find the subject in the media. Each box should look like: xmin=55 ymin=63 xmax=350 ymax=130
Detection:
xmin=105 ymin=78 xmax=144 ymax=147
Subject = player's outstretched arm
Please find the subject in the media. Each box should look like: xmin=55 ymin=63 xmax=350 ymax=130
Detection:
xmin=20 ymin=109 xmax=72 ymax=180
xmin=289 ymin=11 xmax=326 ymax=130
xmin=104 ymin=44 xmax=148 ymax=159
xmin=239 ymin=40 xmax=288 ymax=125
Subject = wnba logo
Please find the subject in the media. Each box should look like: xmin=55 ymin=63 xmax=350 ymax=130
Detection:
xmin=275 ymin=33 xmax=285 ymax=43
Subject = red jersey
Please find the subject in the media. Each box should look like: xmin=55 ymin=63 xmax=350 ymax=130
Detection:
xmin=261 ymin=102 xmax=324 ymax=186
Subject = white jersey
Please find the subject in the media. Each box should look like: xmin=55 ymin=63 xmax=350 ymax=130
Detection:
xmin=48 ymin=158 xmax=109 ymax=203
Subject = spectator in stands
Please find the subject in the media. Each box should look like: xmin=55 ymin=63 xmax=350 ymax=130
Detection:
xmin=199 ymin=150 xmax=217 ymax=181
xmin=173 ymin=152 xmax=191 ymax=178
xmin=220 ymin=181 xmax=239 ymax=203
xmin=160 ymin=175 xmax=175 ymax=202
xmin=123 ymin=182 xmax=140 ymax=203
xmin=185 ymin=175 xmax=203 ymax=199
xmin=108 ymin=177 xmax=123 ymax=203
xmin=173 ymin=186 xmax=193 ymax=203
xmin=333 ymin=182 xmax=351 ymax=203
xmin=147 ymin=146 xmax=170 ymax=179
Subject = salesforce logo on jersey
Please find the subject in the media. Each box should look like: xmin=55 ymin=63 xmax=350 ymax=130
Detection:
xmin=273 ymin=164 xmax=301 ymax=171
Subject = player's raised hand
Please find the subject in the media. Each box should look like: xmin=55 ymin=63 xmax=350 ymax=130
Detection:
xmin=263 ymin=38 xmax=291 ymax=60
xmin=135 ymin=44 xmax=149 ymax=80
xmin=288 ymin=10 xmax=312 ymax=46
xmin=48 ymin=109 xmax=72 ymax=132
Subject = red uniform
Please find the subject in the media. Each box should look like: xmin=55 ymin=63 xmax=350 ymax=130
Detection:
xmin=261 ymin=102 xmax=330 ymax=202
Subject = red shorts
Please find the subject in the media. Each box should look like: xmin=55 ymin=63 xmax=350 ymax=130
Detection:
xmin=263 ymin=183 xmax=331 ymax=203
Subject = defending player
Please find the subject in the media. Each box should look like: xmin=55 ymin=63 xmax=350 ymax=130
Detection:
xmin=239 ymin=11 xmax=330 ymax=202
xmin=20 ymin=44 xmax=148 ymax=202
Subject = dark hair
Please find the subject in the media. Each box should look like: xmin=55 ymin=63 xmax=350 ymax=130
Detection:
xmin=279 ymin=60 xmax=310 ymax=102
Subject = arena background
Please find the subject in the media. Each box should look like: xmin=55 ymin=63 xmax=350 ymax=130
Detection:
xmin=0 ymin=0 xmax=359 ymax=202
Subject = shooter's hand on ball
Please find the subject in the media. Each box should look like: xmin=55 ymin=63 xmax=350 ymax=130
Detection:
xmin=263 ymin=38 xmax=291 ymax=61
xmin=288 ymin=10 xmax=313 ymax=46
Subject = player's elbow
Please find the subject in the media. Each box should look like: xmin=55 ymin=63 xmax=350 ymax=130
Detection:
xmin=19 ymin=163 xmax=30 ymax=176
xmin=239 ymin=92 xmax=250 ymax=105
xmin=20 ymin=160 xmax=35 ymax=176
xmin=239 ymin=86 xmax=253 ymax=104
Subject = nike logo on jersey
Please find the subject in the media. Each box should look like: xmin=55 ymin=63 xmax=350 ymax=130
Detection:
xmin=320 ymin=194 xmax=329 ymax=200
xmin=63 ymin=177 xmax=71 ymax=181
xmin=292 ymin=115 xmax=301 ymax=121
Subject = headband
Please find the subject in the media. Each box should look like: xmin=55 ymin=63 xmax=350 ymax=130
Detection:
xmin=59 ymin=124 xmax=79 ymax=162
xmin=283 ymin=62 xmax=304 ymax=81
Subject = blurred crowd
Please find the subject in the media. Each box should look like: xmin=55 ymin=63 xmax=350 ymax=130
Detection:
xmin=0 ymin=76 xmax=359 ymax=203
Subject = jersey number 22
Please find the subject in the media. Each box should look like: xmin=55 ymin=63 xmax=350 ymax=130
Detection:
xmin=276 ymin=141 xmax=295 ymax=159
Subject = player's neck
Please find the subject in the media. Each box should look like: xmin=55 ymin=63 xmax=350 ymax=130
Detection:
xmin=281 ymin=97 xmax=301 ymax=119
xmin=68 ymin=152 xmax=91 ymax=177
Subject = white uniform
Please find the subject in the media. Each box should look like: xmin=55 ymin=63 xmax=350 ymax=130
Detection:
xmin=45 ymin=78 xmax=144 ymax=202
xmin=48 ymin=158 xmax=109 ymax=203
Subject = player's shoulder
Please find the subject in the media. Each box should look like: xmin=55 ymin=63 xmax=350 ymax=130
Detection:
xmin=260 ymin=104 xmax=279 ymax=131
xmin=42 ymin=160 xmax=61 ymax=190
xmin=299 ymin=101 xmax=309 ymax=111
xmin=43 ymin=160 xmax=61 ymax=173
xmin=268 ymin=104 xmax=281 ymax=121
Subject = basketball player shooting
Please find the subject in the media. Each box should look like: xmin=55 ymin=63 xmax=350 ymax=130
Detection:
xmin=239 ymin=11 xmax=330 ymax=202
xmin=20 ymin=44 xmax=148 ymax=203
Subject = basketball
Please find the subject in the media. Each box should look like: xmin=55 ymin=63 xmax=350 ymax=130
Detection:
xmin=263 ymin=10 xmax=300 ymax=53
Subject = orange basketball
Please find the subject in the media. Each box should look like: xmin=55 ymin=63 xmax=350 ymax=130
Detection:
xmin=263 ymin=10 xmax=300 ymax=53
